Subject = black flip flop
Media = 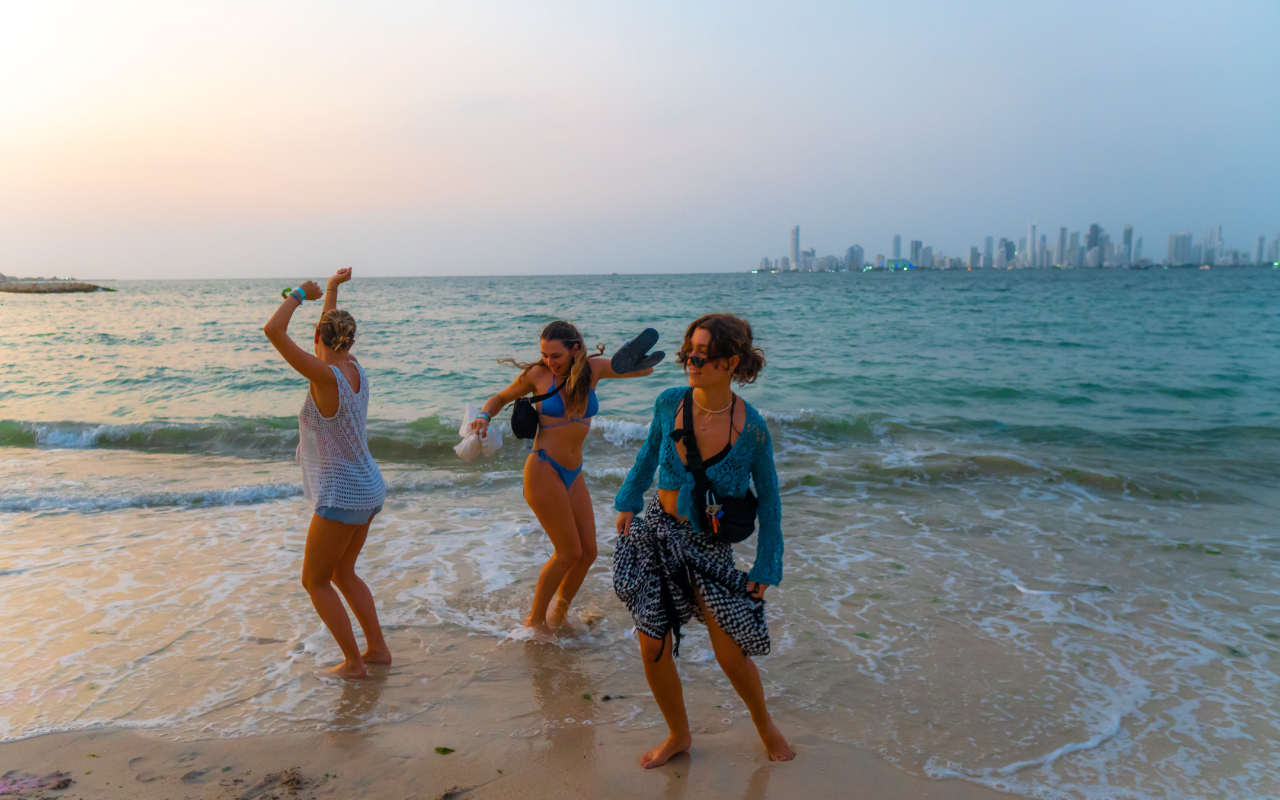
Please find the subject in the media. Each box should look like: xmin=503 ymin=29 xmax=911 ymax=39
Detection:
xmin=611 ymin=328 xmax=660 ymax=374
xmin=634 ymin=351 xmax=665 ymax=370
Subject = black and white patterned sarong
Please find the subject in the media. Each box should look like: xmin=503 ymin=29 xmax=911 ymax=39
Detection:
xmin=613 ymin=496 xmax=769 ymax=659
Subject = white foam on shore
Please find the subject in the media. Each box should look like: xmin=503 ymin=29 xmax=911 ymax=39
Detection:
xmin=591 ymin=418 xmax=650 ymax=446
xmin=0 ymin=482 xmax=303 ymax=512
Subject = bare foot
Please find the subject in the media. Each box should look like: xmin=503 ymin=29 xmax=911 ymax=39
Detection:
xmin=320 ymin=660 xmax=368 ymax=680
xmin=547 ymin=596 xmax=571 ymax=627
xmin=361 ymin=647 xmax=392 ymax=665
xmin=522 ymin=614 xmax=556 ymax=641
xmin=640 ymin=732 xmax=692 ymax=769
xmin=759 ymin=721 xmax=795 ymax=762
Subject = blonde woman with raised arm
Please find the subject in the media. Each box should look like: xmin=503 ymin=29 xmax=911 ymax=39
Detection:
xmin=263 ymin=268 xmax=389 ymax=679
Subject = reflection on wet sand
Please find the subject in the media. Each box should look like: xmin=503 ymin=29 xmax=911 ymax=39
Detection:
xmin=525 ymin=643 xmax=600 ymax=764
xmin=328 ymin=667 xmax=388 ymax=730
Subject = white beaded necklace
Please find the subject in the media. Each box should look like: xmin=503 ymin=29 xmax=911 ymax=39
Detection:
xmin=692 ymin=394 xmax=734 ymax=430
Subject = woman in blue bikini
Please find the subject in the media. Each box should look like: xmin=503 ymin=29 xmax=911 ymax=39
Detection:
xmin=471 ymin=321 xmax=656 ymax=637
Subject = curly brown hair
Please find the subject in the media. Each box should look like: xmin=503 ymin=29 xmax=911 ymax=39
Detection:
xmin=317 ymin=309 xmax=357 ymax=353
xmin=678 ymin=313 xmax=766 ymax=385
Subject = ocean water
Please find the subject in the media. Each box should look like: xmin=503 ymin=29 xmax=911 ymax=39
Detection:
xmin=1 ymin=270 xmax=1278 ymax=799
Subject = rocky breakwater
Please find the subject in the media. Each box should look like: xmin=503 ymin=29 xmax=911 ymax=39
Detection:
xmin=0 ymin=281 xmax=113 ymax=293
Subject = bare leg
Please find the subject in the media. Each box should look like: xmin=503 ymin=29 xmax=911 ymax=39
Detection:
xmin=548 ymin=474 xmax=597 ymax=626
xmin=330 ymin=519 xmax=391 ymax=665
xmin=523 ymin=454 xmax=582 ymax=636
xmin=638 ymin=632 xmax=693 ymax=768
xmin=697 ymin=589 xmax=794 ymax=761
xmin=301 ymin=514 xmax=366 ymax=679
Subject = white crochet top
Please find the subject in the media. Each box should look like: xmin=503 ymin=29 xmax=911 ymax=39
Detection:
xmin=297 ymin=362 xmax=386 ymax=511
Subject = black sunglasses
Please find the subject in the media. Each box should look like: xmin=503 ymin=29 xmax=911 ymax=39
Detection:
xmin=676 ymin=351 xmax=720 ymax=368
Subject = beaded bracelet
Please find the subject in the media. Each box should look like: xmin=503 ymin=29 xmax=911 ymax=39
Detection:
xmin=281 ymin=287 xmax=305 ymax=303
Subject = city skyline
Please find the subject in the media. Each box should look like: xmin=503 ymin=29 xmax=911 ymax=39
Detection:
xmin=763 ymin=221 xmax=1280 ymax=272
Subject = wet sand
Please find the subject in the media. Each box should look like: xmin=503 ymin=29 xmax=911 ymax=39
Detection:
xmin=0 ymin=720 xmax=1013 ymax=800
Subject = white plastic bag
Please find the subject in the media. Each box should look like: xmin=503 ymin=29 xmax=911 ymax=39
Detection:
xmin=454 ymin=404 xmax=503 ymax=461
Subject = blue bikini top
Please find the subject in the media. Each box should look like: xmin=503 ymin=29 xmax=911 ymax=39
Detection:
xmin=539 ymin=381 xmax=599 ymax=426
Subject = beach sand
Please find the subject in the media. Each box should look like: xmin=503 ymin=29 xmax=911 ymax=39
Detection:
xmin=1 ymin=719 xmax=1011 ymax=800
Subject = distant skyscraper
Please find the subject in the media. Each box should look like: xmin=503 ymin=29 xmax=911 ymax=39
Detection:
xmin=910 ymin=240 xmax=923 ymax=264
xmin=1204 ymin=225 xmax=1222 ymax=265
xmin=846 ymin=245 xmax=864 ymax=270
xmin=996 ymin=238 xmax=1007 ymax=269
xmin=1122 ymin=225 xmax=1133 ymax=266
xmin=1027 ymin=223 xmax=1037 ymax=266
xmin=1167 ymin=232 xmax=1193 ymax=265
xmin=790 ymin=226 xmax=800 ymax=272
xmin=893 ymin=235 xmax=902 ymax=259
xmin=1135 ymin=238 xmax=1143 ymax=262
xmin=1039 ymin=234 xmax=1047 ymax=268
xmin=969 ymin=246 xmax=980 ymax=268
xmin=1056 ymin=228 xmax=1067 ymax=266
xmin=1087 ymin=224 xmax=1102 ymax=252
xmin=983 ymin=236 xmax=993 ymax=268
xmin=1005 ymin=239 xmax=1016 ymax=264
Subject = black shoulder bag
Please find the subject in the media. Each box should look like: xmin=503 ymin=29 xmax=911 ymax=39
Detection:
xmin=511 ymin=383 xmax=561 ymax=440
xmin=671 ymin=388 xmax=758 ymax=545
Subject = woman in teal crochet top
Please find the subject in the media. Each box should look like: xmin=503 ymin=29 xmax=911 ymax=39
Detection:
xmin=613 ymin=313 xmax=794 ymax=768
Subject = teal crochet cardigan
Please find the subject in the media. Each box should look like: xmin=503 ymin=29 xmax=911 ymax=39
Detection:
xmin=614 ymin=387 xmax=784 ymax=586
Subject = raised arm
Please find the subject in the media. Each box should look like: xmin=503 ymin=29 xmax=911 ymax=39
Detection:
xmin=469 ymin=368 xmax=541 ymax=436
xmin=322 ymin=268 xmax=351 ymax=316
xmin=263 ymin=281 xmax=336 ymax=384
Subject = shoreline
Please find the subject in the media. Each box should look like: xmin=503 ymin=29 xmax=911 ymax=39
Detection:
xmin=0 ymin=722 xmax=1014 ymax=800
xmin=0 ymin=282 xmax=113 ymax=294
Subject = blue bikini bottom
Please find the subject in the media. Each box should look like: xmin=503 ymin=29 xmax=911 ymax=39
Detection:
xmin=534 ymin=449 xmax=583 ymax=489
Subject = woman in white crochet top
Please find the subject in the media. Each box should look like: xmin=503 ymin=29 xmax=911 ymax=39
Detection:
xmin=264 ymin=268 xmax=389 ymax=679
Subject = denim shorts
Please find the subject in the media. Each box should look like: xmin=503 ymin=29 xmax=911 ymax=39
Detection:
xmin=315 ymin=505 xmax=382 ymax=525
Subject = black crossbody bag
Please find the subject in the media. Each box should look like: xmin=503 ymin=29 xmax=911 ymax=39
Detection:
xmin=671 ymin=388 xmax=758 ymax=545
xmin=511 ymin=383 xmax=561 ymax=440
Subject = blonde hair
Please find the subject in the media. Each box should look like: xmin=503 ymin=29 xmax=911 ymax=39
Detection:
xmin=317 ymin=309 xmax=357 ymax=353
xmin=500 ymin=320 xmax=604 ymax=412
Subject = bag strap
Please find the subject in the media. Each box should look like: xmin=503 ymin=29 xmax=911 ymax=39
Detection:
xmin=528 ymin=382 xmax=562 ymax=404
xmin=677 ymin=388 xmax=706 ymax=474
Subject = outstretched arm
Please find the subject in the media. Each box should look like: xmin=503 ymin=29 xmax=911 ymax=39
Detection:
xmin=595 ymin=355 xmax=654 ymax=380
xmin=322 ymin=268 xmax=351 ymax=316
xmin=469 ymin=369 xmax=541 ymax=436
xmin=263 ymin=281 xmax=336 ymax=384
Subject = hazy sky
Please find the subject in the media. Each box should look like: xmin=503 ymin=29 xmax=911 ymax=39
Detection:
xmin=2 ymin=1 xmax=1277 ymax=279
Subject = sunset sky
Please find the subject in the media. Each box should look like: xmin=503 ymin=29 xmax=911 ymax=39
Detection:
xmin=2 ymin=1 xmax=1276 ymax=278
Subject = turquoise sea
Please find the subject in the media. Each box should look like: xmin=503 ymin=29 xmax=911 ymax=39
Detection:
xmin=2 ymin=269 xmax=1278 ymax=799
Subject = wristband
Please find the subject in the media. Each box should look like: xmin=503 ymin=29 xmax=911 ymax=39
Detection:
xmin=476 ymin=412 xmax=491 ymax=422
xmin=290 ymin=288 xmax=305 ymax=303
